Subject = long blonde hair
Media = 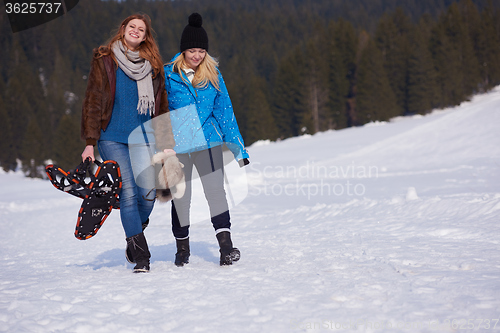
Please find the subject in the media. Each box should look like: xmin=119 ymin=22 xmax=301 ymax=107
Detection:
xmin=171 ymin=52 xmax=220 ymax=91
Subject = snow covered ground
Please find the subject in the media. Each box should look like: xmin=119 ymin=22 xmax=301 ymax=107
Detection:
xmin=1 ymin=87 xmax=500 ymax=333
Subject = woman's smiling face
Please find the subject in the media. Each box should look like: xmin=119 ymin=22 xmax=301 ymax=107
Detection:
xmin=184 ymin=48 xmax=206 ymax=70
xmin=122 ymin=18 xmax=147 ymax=51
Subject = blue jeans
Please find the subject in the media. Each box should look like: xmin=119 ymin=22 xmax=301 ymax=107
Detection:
xmin=98 ymin=140 xmax=155 ymax=238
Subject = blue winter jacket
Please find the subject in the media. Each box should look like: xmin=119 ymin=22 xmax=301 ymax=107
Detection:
xmin=164 ymin=54 xmax=249 ymax=161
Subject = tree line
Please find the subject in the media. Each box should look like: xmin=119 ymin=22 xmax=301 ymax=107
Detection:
xmin=0 ymin=0 xmax=499 ymax=175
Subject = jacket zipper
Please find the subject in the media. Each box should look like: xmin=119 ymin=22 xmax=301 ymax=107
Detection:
xmin=211 ymin=121 xmax=223 ymax=140
xmin=237 ymin=136 xmax=248 ymax=154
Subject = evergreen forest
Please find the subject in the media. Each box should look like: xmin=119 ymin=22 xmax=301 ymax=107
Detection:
xmin=1 ymin=0 xmax=500 ymax=176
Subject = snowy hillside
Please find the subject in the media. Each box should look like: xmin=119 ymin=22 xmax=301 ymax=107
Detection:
xmin=1 ymin=87 xmax=500 ymax=333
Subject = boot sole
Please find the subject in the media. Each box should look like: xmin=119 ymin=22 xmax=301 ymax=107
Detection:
xmin=231 ymin=249 xmax=241 ymax=262
xmin=133 ymin=267 xmax=150 ymax=273
xmin=175 ymin=257 xmax=190 ymax=267
xmin=221 ymin=248 xmax=240 ymax=266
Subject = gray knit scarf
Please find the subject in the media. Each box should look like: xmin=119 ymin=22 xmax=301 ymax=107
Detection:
xmin=112 ymin=41 xmax=155 ymax=115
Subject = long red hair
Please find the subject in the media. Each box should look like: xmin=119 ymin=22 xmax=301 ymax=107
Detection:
xmin=96 ymin=13 xmax=163 ymax=79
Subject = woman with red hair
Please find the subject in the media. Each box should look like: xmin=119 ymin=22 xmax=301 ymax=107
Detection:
xmin=80 ymin=14 xmax=175 ymax=273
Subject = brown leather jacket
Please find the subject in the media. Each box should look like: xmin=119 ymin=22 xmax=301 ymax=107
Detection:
xmin=80 ymin=50 xmax=175 ymax=151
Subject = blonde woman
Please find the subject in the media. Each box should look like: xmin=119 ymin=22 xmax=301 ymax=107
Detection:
xmin=164 ymin=13 xmax=249 ymax=266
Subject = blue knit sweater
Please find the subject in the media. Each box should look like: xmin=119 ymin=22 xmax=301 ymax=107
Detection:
xmin=100 ymin=68 xmax=152 ymax=144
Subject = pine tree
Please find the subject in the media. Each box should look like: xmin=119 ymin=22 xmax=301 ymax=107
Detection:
xmin=52 ymin=114 xmax=83 ymax=170
xmin=477 ymin=1 xmax=500 ymax=88
xmin=328 ymin=19 xmax=357 ymax=129
xmin=433 ymin=3 xmax=481 ymax=105
xmin=222 ymin=52 xmax=254 ymax=142
xmin=4 ymin=39 xmax=34 ymax=158
xmin=0 ymin=95 xmax=16 ymax=171
xmin=33 ymin=24 xmax=60 ymax=77
xmin=244 ymin=76 xmax=279 ymax=145
xmin=374 ymin=8 xmax=413 ymax=115
xmin=6 ymin=38 xmax=49 ymax=172
xmin=494 ymin=3 xmax=500 ymax=37
xmin=430 ymin=20 xmax=463 ymax=107
xmin=356 ymin=37 xmax=399 ymax=124
xmin=0 ymin=14 xmax=11 ymax=82
xmin=407 ymin=21 xmax=439 ymax=114
xmin=451 ymin=3 xmax=481 ymax=96
xmin=460 ymin=0 xmax=488 ymax=90
xmin=45 ymin=51 xmax=75 ymax=158
xmin=302 ymin=39 xmax=329 ymax=134
xmin=271 ymin=48 xmax=308 ymax=138
xmin=21 ymin=118 xmax=45 ymax=178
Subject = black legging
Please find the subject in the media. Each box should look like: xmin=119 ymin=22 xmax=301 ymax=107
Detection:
xmin=171 ymin=145 xmax=230 ymax=239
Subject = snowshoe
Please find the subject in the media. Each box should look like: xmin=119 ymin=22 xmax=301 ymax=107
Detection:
xmin=45 ymin=158 xmax=122 ymax=240
xmin=46 ymin=158 xmax=120 ymax=209
xmin=46 ymin=158 xmax=93 ymax=200
xmin=75 ymin=160 xmax=122 ymax=240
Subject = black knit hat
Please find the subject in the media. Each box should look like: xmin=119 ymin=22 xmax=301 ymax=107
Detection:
xmin=180 ymin=13 xmax=209 ymax=52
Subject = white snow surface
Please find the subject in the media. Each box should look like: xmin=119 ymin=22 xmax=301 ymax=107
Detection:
xmin=1 ymin=87 xmax=500 ymax=332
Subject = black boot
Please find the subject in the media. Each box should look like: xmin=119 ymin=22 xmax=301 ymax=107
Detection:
xmin=174 ymin=238 xmax=190 ymax=267
xmin=126 ymin=232 xmax=151 ymax=273
xmin=126 ymin=219 xmax=149 ymax=264
xmin=216 ymin=231 xmax=240 ymax=266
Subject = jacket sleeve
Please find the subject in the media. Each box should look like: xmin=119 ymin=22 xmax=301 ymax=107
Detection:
xmin=80 ymin=55 xmax=106 ymax=146
xmin=213 ymin=74 xmax=249 ymax=160
xmin=153 ymin=74 xmax=176 ymax=151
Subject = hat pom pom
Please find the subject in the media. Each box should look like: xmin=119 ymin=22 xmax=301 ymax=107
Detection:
xmin=188 ymin=13 xmax=203 ymax=27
